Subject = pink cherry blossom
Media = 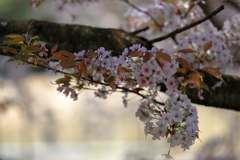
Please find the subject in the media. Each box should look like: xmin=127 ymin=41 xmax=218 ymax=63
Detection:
xmin=178 ymin=77 xmax=188 ymax=86
xmin=141 ymin=63 xmax=154 ymax=77
xmin=198 ymin=89 xmax=204 ymax=100
xmin=97 ymin=47 xmax=110 ymax=58
xmin=165 ymin=77 xmax=176 ymax=89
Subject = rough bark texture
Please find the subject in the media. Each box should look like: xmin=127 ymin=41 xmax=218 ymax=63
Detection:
xmin=186 ymin=74 xmax=240 ymax=111
xmin=0 ymin=18 xmax=240 ymax=111
xmin=0 ymin=18 xmax=152 ymax=56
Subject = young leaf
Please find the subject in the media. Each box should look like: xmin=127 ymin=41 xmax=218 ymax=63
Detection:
xmin=31 ymin=35 xmax=39 ymax=40
xmin=5 ymin=34 xmax=24 ymax=39
xmin=79 ymin=61 xmax=88 ymax=78
xmin=117 ymin=67 xmax=133 ymax=73
xmin=164 ymin=0 xmax=179 ymax=4
xmin=177 ymin=68 xmax=186 ymax=74
xmin=129 ymin=51 xmax=143 ymax=57
xmin=55 ymin=75 xmax=72 ymax=84
xmin=33 ymin=41 xmax=48 ymax=45
xmin=16 ymin=61 xmax=25 ymax=68
xmin=87 ymin=49 xmax=98 ymax=58
xmin=51 ymin=44 xmax=58 ymax=55
xmin=156 ymin=50 xmax=171 ymax=63
xmin=24 ymin=45 xmax=42 ymax=53
xmin=204 ymin=41 xmax=212 ymax=52
xmin=50 ymin=50 xmax=76 ymax=69
xmin=5 ymin=57 xmax=18 ymax=64
xmin=177 ymin=48 xmax=196 ymax=53
xmin=176 ymin=57 xmax=192 ymax=72
xmin=191 ymin=72 xmax=201 ymax=89
xmin=201 ymin=67 xmax=226 ymax=85
xmin=0 ymin=46 xmax=19 ymax=54
xmin=3 ymin=38 xmax=24 ymax=45
xmin=155 ymin=58 xmax=166 ymax=74
xmin=16 ymin=54 xmax=30 ymax=63
xmin=132 ymin=59 xmax=142 ymax=63
xmin=200 ymin=81 xmax=212 ymax=95
xmin=144 ymin=51 xmax=152 ymax=62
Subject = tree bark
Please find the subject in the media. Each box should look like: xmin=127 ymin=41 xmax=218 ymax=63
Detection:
xmin=0 ymin=18 xmax=239 ymax=111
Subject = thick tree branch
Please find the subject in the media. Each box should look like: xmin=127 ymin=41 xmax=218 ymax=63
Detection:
xmin=0 ymin=17 xmax=240 ymax=111
xmin=0 ymin=18 xmax=153 ymax=56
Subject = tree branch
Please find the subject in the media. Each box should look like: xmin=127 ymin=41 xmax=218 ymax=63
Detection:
xmin=149 ymin=5 xmax=225 ymax=44
xmin=0 ymin=18 xmax=153 ymax=56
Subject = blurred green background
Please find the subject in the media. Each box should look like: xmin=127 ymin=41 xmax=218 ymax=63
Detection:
xmin=0 ymin=0 xmax=240 ymax=160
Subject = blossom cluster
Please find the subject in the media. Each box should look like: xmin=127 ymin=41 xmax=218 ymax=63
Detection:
xmin=122 ymin=0 xmax=240 ymax=52
xmin=49 ymin=41 xmax=226 ymax=156
xmin=177 ymin=33 xmax=233 ymax=74
xmin=222 ymin=14 xmax=240 ymax=47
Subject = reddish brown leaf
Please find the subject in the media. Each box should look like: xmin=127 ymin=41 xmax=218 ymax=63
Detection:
xmin=192 ymin=72 xmax=201 ymax=89
xmin=176 ymin=57 xmax=192 ymax=72
xmin=129 ymin=51 xmax=143 ymax=57
xmin=164 ymin=0 xmax=179 ymax=4
xmin=204 ymin=41 xmax=212 ymax=52
xmin=177 ymin=48 xmax=196 ymax=53
xmin=202 ymin=67 xmax=226 ymax=84
xmin=117 ymin=67 xmax=133 ymax=73
xmin=51 ymin=44 xmax=58 ymax=55
xmin=79 ymin=61 xmax=88 ymax=78
xmin=87 ymin=49 xmax=98 ymax=58
xmin=132 ymin=59 xmax=142 ymax=63
xmin=50 ymin=50 xmax=76 ymax=69
xmin=144 ymin=51 xmax=152 ymax=62
xmin=156 ymin=50 xmax=171 ymax=63
xmin=50 ymin=52 xmax=66 ymax=61
xmin=176 ymin=68 xmax=186 ymax=74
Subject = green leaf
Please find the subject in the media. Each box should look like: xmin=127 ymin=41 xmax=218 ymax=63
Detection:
xmin=5 ymin=57 xmax=18 ymax=64
xmin=200 ymin=81 xmax=212 ymax=95
xmin=5 ymin=34 xmax=24 ymax=39
xmin=0 ymin=46 xmax=19 ymax=54
xmin=32 ymin=41 xmax=48 ymax=45
xmin=16 ymin=54 xmax=30 ymax=63
xmin=3 ymin=38 xmax=24 ymax=45
xmin=201 ymin=67 xmax=226 ymax=85
xmin=23 ymin=45 xmax=42 ymax=53
xmin=16 ymin=61 xmax=25 ymax=68
xmin=31 ymin=35 xmax=39 ymax=40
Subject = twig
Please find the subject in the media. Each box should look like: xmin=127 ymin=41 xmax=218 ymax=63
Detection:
xmin=181 ymin=0 xmax=204 ymax=19
xmin=24 ymin=59 xmax=165 ymax=106
xmin=149 ymin=5 xmax=225 ymax=44
xmin=130 ymin=26 xmax=149 ymax=35
xmin=120 ymin=0 xmax=162 ymax=31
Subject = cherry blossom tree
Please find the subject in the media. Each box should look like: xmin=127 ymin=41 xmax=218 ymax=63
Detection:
xmin=1 ymin=0 xmax=240 ymax=158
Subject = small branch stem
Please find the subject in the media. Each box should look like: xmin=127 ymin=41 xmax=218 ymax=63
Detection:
xmin=24 ymin=60 xmax=165 ymax=106
xmin=149 ymin=5 xmax=225 ymax=44
xmin=120 ymin=0 xmax=162 ymax=31
xmin=130 ymin=26 xmax=149 ymax=35
xmin=181 ymin=0 xmax=204 ymax=19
